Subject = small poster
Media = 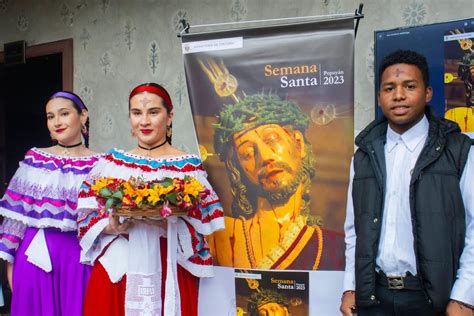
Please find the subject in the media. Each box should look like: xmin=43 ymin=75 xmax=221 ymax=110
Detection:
xmin=443 ymin=27 xmax=474 ymax=132
xmin=234 ymin=269 xmax=309 ymax=316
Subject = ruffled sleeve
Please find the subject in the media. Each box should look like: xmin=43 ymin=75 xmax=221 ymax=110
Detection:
xmin=174 ymin=168 xmax=225 ymax=276
xmin=181 ymin=171 xmax=225 ymax=236
xmin=76 ymin=165 xmax=115 ymax=265
xmin=0 ymin=148 xmax=101 ymax=230
xmin=0 ymin=218 xmax=27 ymax=263
xmin=176 ymin=217 xmax=215 ymax=277
xmin=0 ymin=153 xmax=30 ymax=263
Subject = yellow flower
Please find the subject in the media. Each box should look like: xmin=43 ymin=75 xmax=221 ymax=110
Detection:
xmin=183 ymin=194 xmax=191 ymax=203
xmin=91 ymin=178 xmax=114 ymax=192
xmin=122 ymin=182 xmax=135 ymax=197
xmin=183 ymin=179 xmax=204 ymax=197
xmin=134 ymin=188 xmax=149 ymax=205
xmin=147 ymin=186 xmax=161 ymax=205
xmin=122 ymin=196 xmax=133 ymax=206
xmin=147 ymin=184 xmax=174 ymax=205
xmin=161 ymin=184 xmax=175 ymax=195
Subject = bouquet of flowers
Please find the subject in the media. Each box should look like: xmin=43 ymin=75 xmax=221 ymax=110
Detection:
xmin=89 ymin=176 xmax=210 ymax=218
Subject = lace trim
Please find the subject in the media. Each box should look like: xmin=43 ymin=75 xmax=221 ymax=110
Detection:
xmin=1 ymin=218 xmax=27 ymax=240
xmin=31 ymin=147 xmax=102 ymax=160
xmin=7 ymin=178 xmax=79 ymax=202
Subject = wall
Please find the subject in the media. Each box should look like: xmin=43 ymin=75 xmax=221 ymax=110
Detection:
xmin=0 ymin=0 xmax=472 ymax=152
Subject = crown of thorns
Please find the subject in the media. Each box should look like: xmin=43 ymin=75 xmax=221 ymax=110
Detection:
xmin=213 ymin=94 xmax=309 ymax=156
xmin=247 ymin=289 xmax=289 ymax=313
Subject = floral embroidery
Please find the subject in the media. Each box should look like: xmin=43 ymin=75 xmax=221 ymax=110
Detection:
xmin=8 ymin=178 xmax=79 ymax=202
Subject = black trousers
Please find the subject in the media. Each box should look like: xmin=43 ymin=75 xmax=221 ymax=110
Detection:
xmin=357 ymin=284 xmax=444 ymax=316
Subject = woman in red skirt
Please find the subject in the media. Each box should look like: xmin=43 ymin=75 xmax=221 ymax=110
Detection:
xmin=77 ymin=83 xmax=224 ymax=316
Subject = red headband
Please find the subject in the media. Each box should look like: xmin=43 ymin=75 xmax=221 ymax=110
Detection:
xmin=129 ymin=85 xmax=173 ymax=111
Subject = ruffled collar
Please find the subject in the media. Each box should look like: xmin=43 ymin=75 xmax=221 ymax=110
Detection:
xmin=105 ymin=148 xmax=204 ymax=173
xmin=32 ymin=147 xmax=102 ymax=161
xmin=110 ymin=148 xmax=199 ymax=162
xmin=23 ymin=148 xmax=101 ymax=175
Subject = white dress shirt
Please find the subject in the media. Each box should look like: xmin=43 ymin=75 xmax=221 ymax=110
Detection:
xmin=343 ymin=115 xmax=474 ymax=305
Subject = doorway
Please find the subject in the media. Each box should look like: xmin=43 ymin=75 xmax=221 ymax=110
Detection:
xmin=0 ymin=39 xmax=73 ymax=193
xmin=0 ymin=38 xmax=73 ymax=314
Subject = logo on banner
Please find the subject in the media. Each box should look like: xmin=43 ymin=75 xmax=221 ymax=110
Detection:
xmin=182 ymin=37 xmax=243 ymax=54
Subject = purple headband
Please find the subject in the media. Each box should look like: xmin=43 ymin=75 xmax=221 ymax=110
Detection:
xmin=49 ymin=91 xmax=87 ymax=111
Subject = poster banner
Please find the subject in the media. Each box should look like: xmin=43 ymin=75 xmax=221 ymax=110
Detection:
xmin=375 ymin=17 xmax=474 ymax=137
xmin=235 ymin=269 xmax=309 ymax=316
xmin=444 ymin=28 xmax=474 ymax=132
xmin=182 ymin=18 xmax=354 ymax=315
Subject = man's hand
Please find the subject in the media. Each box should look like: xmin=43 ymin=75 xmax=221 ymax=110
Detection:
xmin=103 ymin=212 xmax=133 ymax=235
xmin=340 ymin=291 xmax=357 ymax=316
xmin=446 ymin=300 xmax=474 ymax=316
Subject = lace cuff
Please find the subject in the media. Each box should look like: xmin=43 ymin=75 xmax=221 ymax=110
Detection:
xmin=0 ymin=218 xmax=27 ymax=263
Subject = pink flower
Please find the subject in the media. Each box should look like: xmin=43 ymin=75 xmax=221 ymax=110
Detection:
xmin=180 ymin=201 xmax=192 ymax=210
xmin=160 ymin=205 xmax=172 ymax=218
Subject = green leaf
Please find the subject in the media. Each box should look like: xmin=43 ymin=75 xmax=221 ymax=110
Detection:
xmin=161 ymin=178 xmax=173 ymax=187
xmin=166 ymin=192 xmax=178 ymax=204
xmin=105 ymin=198 xmax=114 ymax=210
xmin=100 ymin=187 xmax=112 ymax=198
xmin=112 ymin=191 xmax=123 ymax=199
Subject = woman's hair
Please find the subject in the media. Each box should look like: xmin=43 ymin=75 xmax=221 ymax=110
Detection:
xmin=128 ymin=82 xmax=173 ymax=113
xmin=49 ymin=91 xmax=90 ymax=147
xmin=128 ymin=82 xmax=174 ymax=144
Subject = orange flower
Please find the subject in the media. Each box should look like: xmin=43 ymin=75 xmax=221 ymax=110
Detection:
xmin=183 ymin=178 xmax=204 ymax=197
xmin=122 ymin=181 xmax=135 ymax=197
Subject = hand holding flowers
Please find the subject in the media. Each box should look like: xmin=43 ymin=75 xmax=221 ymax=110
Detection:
xmin=90 ymin=176 xmax=210 ymax=219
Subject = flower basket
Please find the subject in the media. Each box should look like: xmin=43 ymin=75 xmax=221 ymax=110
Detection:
xmin=114 ymin=204 xmax=189 ymax=219
xmin=89 ymin=175 xmax=209 ymax=219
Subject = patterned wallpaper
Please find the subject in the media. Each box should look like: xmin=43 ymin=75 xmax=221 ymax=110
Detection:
xmin=0 ymin=0 xmax=472 ymax=152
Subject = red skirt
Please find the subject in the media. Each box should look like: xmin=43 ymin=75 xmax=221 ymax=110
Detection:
xmin=83 ymin=237 xmax=198 ymax=316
